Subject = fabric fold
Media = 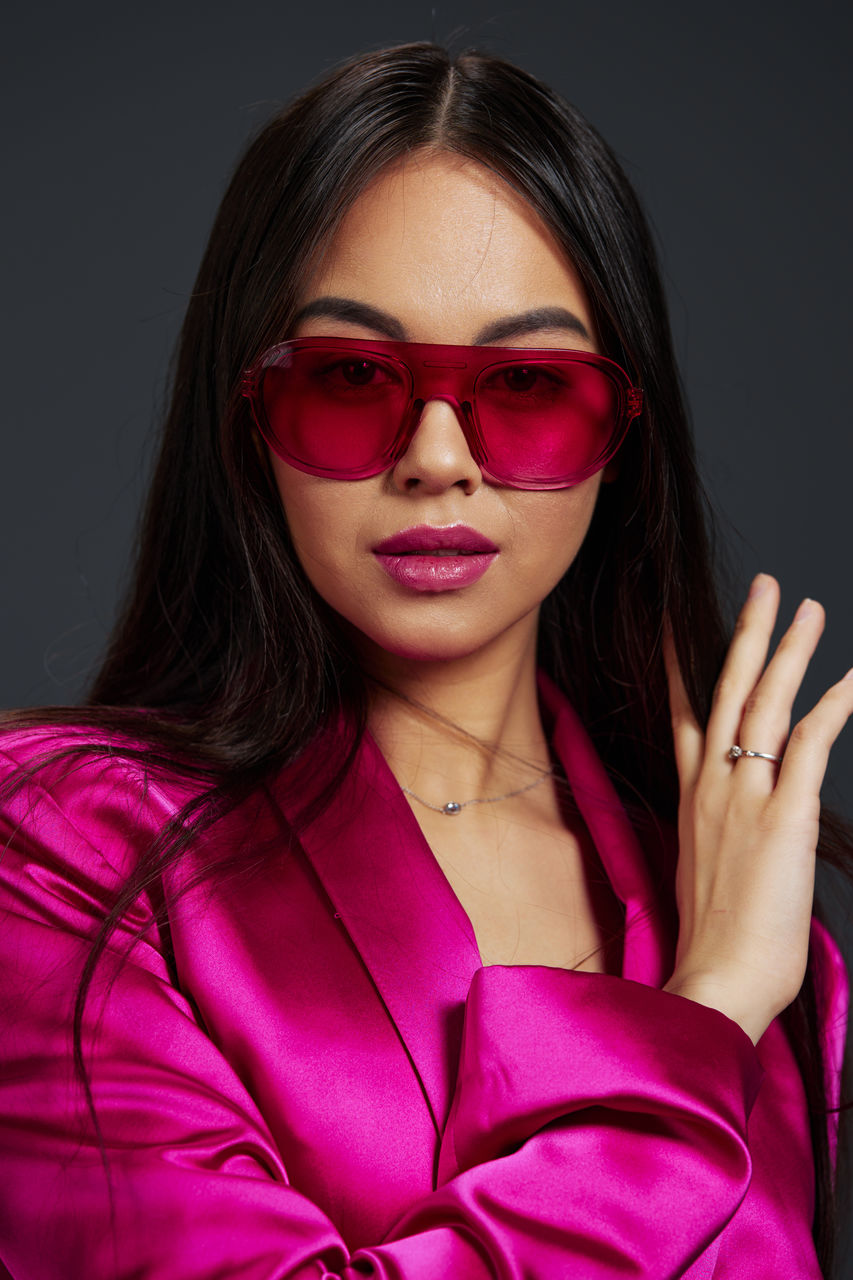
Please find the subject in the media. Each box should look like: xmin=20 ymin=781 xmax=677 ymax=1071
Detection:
xmin=0 ymin=705 xmax=844 ymax=1279
xmin=438 ymin=966 xmax=763 ymax=1184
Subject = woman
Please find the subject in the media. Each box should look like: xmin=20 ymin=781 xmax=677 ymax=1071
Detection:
xmin=0 ymin=42 xmax=850 ymax=1279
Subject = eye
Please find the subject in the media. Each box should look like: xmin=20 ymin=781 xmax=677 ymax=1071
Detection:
xmin=339 ymin=359 xmax=383 ymax=386
xmin=313 ymin=356 xmax=402 ymax=396
xmin=501 ymin=365 xmax=541 ymax=393
xmin=480 ymin=362 xmax=565 ymax=408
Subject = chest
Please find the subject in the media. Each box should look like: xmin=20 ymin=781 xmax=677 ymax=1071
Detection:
xmin=412 ymin=803 xmax=623 ymax=971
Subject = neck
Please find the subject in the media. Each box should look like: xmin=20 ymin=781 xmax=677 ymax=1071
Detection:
xmin=365 ymin=624 xmax=552 ymax=803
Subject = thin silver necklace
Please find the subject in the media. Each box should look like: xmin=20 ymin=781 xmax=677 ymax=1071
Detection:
xmin=401 ymin=766 xmax=553 ymax=816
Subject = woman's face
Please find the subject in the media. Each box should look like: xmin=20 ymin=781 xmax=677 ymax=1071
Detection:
xmin=269 ymin=151 xmax=606 ymax=669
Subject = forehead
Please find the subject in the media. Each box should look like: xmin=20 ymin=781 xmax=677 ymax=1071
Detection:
xmin=302 ymin=150 xmax=594 ymax=342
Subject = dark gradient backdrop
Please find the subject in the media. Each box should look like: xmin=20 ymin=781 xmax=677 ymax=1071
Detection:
xmin=6 ymin=3 xmax=852 ymax=791
xmin=2 ymin=0 xmax=853 ymax=1266
xmin=3 ymin=21 xmax=852 ymax=795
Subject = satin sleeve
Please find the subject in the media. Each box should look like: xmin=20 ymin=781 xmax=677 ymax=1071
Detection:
xmin=0 ymin=740 xmax=766 ymax=1280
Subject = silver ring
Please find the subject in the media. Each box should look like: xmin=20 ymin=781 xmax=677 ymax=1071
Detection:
xmin=728 ymin=745 xmax=781 ymax=763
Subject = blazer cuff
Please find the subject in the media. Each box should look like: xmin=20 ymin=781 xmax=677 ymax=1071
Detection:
xmin=438 ymin=966 xmax=763 ymax=1185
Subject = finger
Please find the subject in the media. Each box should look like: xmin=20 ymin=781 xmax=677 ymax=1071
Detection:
xmin=735 ymin=598 xmax=825 ymax=773
xmin=705 ymin=574 xmax=780 ymax=761
xmin=773 ymin=668 xmax=853 ymax=812
xmin=663 ymin=622 xmax=703 ymax=782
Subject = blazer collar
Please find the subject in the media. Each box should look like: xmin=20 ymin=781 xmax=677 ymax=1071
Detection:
xmin=271 ymin=675 xmax=672 ymax=1135
xmin=537 ymin=671 xmax=672 ymax=987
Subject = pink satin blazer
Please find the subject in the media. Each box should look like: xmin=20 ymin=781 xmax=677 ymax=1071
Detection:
xmin=0 ymin=676 xmax=847 ymax=1278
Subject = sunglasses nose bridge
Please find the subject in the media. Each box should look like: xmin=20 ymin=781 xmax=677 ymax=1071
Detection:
xmin=403 ymin=392 xmax=483 ymax=465
xmin=410 ymin=355 xmax=470 ymax=397
xmin=407 ymin=361 xmax=480 ymax=456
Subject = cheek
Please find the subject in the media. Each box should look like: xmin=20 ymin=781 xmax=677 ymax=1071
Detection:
xmin=513 ymin=476 xmax=603 ymax=584
xmin=270 ymin=462 xmax=368 ymax=586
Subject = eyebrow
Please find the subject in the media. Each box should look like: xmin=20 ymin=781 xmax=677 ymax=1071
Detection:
xmin=291 ymin=298 xmax=406 ymax=340
xmin=290 ymin=297 xmax=592 ymax=345
xmin=474 ymin=307 xmax=591 ymax=345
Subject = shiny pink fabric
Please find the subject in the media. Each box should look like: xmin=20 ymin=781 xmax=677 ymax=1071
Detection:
xmin=0 ymin=677 xmax=846 ymax=1278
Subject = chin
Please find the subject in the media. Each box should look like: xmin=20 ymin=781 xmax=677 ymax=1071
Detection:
xmin=366 ymin=633 xmax=491 ymax=664
xmin=327 ymin=585 xmax=544 ymax=669
xmin=341 ymin=613 xmax=508 ymax=667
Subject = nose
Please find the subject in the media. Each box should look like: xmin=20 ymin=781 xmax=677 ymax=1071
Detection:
xmin=390 ymin=398 xmax=483 ymax=495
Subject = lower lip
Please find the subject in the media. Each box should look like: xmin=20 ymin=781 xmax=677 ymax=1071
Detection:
xmin=374 ymin=553 xmax=498 ymax=592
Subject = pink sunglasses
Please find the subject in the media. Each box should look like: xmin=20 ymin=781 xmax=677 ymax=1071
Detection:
xmin=241 ymin=337 xmax=643 ymax=490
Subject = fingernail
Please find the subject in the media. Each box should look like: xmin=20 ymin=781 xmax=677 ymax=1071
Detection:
xmin=749 ymin=573 xmax=770 ymax=599
xmin=794 ymin=598 xmax=816 ymax=622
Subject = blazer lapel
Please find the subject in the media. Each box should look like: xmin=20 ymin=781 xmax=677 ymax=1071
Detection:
xmin=539 ymin=673 xmax=673 ymax=987
xmin=271 ymin=726 xmax=481 ymax=1138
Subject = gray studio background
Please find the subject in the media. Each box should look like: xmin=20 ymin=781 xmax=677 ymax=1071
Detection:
xmin=5 ymin=3 xmax=852 ymax=798
xmin=2 ymin=0 xmax=853 ymax=1267
xmin=2 ymin=13 xmax=852 ymax=810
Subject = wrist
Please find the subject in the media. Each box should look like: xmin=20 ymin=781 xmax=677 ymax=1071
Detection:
xmin=663 ymin=970 xmax=772 ymax=1045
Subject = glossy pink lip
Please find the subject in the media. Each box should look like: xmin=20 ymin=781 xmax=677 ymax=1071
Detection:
xmin=373 ymin=525 xmax=499 ymax=593
xmin=373 ymin=525 xmax=498 ymax=555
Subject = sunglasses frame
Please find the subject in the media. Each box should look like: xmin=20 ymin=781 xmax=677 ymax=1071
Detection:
xmin=241 ymin=336 xmax=643 ymax=490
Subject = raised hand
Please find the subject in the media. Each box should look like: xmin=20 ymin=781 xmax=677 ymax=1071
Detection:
xmin=663 ymin=573 xmax=853 ymax=1044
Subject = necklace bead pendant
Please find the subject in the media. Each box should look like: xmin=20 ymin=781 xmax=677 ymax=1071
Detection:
xmin=401 ymin=768 xmax=552 ymax=817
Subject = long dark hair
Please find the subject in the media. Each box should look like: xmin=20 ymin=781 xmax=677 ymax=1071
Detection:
xmin=4 ymin=42 xmax=850 ymax=1270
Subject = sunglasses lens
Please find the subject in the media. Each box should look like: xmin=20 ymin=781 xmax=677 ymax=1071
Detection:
xmin=259 ymin=347 xmax=410 ymax=476
xmin=250 ymin=343 xmax=636 ymax=487
xmin=475 ymin=359 xmax=623 ymax=486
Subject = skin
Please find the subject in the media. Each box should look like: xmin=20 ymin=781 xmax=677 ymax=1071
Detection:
xmin=272 ymin=152 xmax=605 ymax=678
xmin=664 ymin=580 xmax=853 ymax=1042
xmin=269 ymin=151 xmax=853 ymax=1036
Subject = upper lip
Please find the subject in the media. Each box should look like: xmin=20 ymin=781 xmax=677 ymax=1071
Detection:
xmin=373 ymin=524 xmax=499 ymax=554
